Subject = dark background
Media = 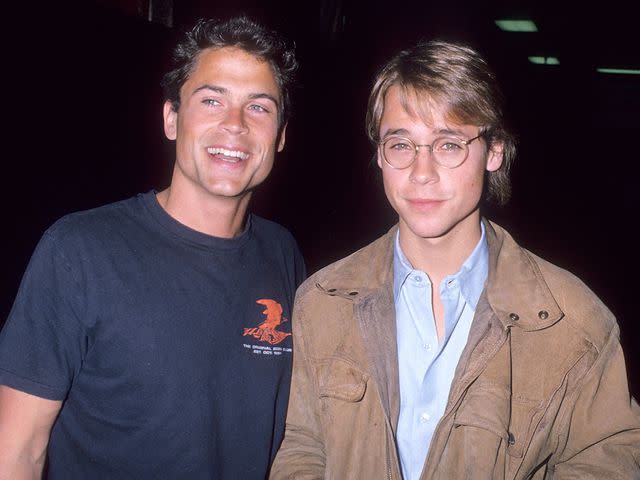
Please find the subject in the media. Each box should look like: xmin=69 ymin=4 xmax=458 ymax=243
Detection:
xmin=2 ymin=0 xmax=638 ymax=397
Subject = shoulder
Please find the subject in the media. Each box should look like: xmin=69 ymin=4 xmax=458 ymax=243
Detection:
xmin=249 ymin=215 xmax=304 ymax=263
xmin=528 ymin=250 xmax=617 ymax=345
xmin=251 ymin=215 xmax=297 ymax=244
xmin=47 ymin=195 xmax=142 ymax=237
xmin=297 ymin=228 xmax=395 ymax=300
xmin=490 ymin=221 xmax=617 ymax=349
xmin=249 ymin=215 xmax=306 ymax=283
xmin=37 ymin=195 xmax=145 ymax=258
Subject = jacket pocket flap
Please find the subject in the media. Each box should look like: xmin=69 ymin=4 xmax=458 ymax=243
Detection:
xmin=454 ymin=385 xmax=510 ymax=440
xmin=317 ymin=358 xmax=367 ymax=402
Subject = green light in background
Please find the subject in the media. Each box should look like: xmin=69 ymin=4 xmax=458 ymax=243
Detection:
xmin=528 ymin=56 xmax=560 ymax=65
xmin=596 ymin=68 xmax=640 ymax=75
xmin=495 ymin=19 xmax=538 ymax=32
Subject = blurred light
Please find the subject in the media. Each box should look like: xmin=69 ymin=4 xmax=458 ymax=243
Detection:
xmin=528 ymin=56 xmax=560 ymax=65
xmin=495 ymin=20 xmax=538 ymax=32
xmin=596 ymin=68 xmax=640 ymax=75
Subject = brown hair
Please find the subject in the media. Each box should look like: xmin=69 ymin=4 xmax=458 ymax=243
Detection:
xmin=162 ymin=16 xmax=298 ymax=129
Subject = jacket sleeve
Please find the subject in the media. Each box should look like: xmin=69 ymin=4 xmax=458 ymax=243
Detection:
xmin=552 ymin=323 xmax=640 ymax=479
xmin=270 ymin=297 xmax=326 ymax=479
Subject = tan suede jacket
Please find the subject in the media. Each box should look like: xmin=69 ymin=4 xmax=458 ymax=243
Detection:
xmin=271 ymin=221 xmax=640 ymax=479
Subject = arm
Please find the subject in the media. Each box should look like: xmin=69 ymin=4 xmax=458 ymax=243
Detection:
xmin=553 ymin=325 xmax=640 ymax=478
xmin=270 ymin=302 xmax=326 ymax=479
xmin=0 ymin=385 xmax=62 ymax=480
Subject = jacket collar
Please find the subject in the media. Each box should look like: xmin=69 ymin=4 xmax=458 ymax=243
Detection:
xmin=483 ymin=219 xmax=564 ymax=331
xmin=314 ymin=225 xmax=396 ymax=299
xmin=315 ymin=221 xmax=564 ymax=333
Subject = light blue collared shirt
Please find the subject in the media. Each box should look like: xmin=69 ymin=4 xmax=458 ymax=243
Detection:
xmin=394 ymin=224 xmax=489 ymax=480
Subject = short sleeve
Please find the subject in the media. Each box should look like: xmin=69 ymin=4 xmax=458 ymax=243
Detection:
xmin=0 ymin=226 xmax=86 ymax=400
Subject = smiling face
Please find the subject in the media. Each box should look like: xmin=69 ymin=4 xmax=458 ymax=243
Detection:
xmin=163 ymin=46 xmax=285 ymax=204
xmin=378 ymin=84 xmax=503 ymax=247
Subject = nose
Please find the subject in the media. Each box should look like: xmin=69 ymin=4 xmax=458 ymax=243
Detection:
xmin=409 ymin=146 xmax=439 ymax=185
xmin=220 ymin=106 xmax=248 ymax=134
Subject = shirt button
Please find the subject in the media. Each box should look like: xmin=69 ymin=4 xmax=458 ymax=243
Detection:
xmin=414 ymin=275 xmax=422 ymax=282
xmin=425 ymin=343 xmax=432 ymax=351
xmin=420 ymin=412 xmax=431 ymax=423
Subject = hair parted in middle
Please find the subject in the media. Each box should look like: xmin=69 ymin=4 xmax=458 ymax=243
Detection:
xmin=365 ymin=40 xmax=517 ymax=205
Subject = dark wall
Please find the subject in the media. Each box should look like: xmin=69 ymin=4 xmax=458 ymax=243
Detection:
xmin=2 ymin=3 xmax=172 ymax=314
xmin=2 ymin=1 xmax=638 ymax=397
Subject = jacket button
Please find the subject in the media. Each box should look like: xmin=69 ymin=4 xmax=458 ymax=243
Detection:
xmin=508 ymin=432 xmax=516 ymax=446
xmin=509 ymin=313 xmax=519 ymax=322
xmin=349 ymin=291 xmax=358 ymax=296
xmin=538 ymin=310 xmax=549 ymax=319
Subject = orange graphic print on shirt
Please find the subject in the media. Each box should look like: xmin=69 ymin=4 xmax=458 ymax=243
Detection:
xmin=243 ymin=299 xmax=292 ymax=345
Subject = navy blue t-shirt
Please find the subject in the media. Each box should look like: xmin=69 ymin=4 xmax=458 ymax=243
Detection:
xmin=0 ymin=191 xmax=306 ymax=479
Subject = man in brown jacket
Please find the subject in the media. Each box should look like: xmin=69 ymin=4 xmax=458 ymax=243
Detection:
xmin=270 ymin=40 xmax=640 ymax=479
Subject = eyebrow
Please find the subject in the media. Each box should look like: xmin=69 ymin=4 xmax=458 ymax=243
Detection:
xmin=248 ymin=92 xmax=280 ymax=108
xmin=192 ymin=84 xmax=279 ymax=108
xmin=381 ymin=128 xmax=410 ymax=138
xmin=381 ymin=126 xmax=469 ymax=139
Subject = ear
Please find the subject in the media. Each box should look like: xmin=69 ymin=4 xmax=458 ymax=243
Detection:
xmin=163 ymin=101 xmax=178 ymax=140
xmin=376 ymin=148 xmax=383 ymax=169
xmin=277 ymin=122 xmax=287 ymax=152
xmin=486 ymin=141 xmax=504 ymax=172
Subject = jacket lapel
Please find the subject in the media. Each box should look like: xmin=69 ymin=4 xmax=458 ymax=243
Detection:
xmin=354 ymin=285 xmax=401 ymax=431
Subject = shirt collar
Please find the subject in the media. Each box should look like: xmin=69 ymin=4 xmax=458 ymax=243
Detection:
xmin=393 ymin=223 xmax=489 ymax=308
xmin=393 ymin=233 xmax=415 ymax=301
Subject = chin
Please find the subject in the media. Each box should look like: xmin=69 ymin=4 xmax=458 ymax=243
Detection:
xmin=204 ymin=184 xmax=244 ymax=198
xmin=411 ymin=228 xmax=451 ymax=241
xmin=400 ymin=218 xmax=449 ymax=241
xmin=402 ymin=206 xmax=482 ymax=243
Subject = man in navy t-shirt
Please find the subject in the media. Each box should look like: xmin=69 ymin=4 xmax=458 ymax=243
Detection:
xmin=0 ymin=16 xmax=305 ymax=479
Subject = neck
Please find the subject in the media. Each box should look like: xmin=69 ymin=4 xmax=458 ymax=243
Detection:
xmin=156 ymin=186 xmax=251 ymax=239
xmin=399 ymin=213 xmax=483 ymax=282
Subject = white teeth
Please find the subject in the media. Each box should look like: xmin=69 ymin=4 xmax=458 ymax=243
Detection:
xmin=207 ymin=147 xmax=249 ymax=160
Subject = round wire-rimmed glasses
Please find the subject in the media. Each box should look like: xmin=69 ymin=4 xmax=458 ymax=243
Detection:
xmin=379 ymin=132 xmax=484 ymax=169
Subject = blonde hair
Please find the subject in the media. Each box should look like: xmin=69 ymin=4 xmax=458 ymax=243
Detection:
xmin=366 ymin=40 xmax=516 ymax=205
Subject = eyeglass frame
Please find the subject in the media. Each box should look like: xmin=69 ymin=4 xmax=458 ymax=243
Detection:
xmin=378 ymin=131 xmax=485 ymax=170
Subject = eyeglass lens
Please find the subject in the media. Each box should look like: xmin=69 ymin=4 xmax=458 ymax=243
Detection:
xmin=383 ymin=137 xmax=470 ymax=169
